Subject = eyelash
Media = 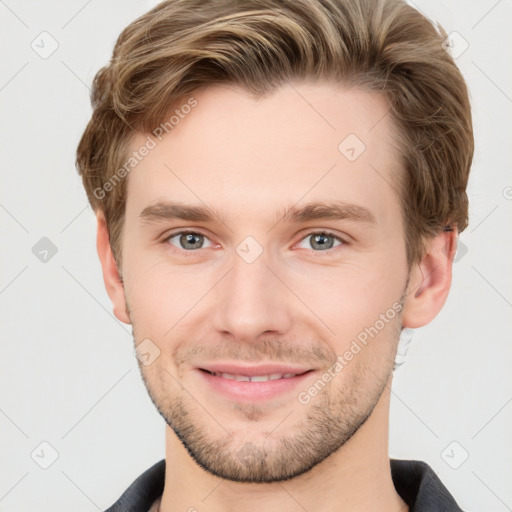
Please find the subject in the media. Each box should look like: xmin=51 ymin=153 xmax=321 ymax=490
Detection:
xmin=163 ymin=229 xmax=348 ymax=256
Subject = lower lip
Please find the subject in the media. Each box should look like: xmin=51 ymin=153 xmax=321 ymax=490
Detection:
xmin=196 ymin=369 xmax=315 ymax=402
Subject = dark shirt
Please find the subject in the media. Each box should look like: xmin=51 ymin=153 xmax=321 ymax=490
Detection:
xmin=104 ymin=458 xmax=465 ymax=511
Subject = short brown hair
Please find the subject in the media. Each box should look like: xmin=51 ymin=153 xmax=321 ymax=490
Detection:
xmin=76 ymin=0 xmax=474 ymax=268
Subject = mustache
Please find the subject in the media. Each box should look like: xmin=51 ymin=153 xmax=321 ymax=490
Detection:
xmin=172 ymin=338 xmax=337 ymax=368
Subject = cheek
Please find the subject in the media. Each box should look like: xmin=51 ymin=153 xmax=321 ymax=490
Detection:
xmin=287 ymin=257 xmax=405 ymax=326
xmin=287 ymin=266 xmax=406 ymax=374
xmin=123 ymin=231 xmax=407 ymax=352
xmin=124 ymin=259 xmax=211 ymax=339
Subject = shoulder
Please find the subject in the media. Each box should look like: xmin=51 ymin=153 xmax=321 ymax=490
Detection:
xmin=390 ymin=458 xmax=465 ymax=511
xmin=103 ymin=459 xmax=166 ymax=512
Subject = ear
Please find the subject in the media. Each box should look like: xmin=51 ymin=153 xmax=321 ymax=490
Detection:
xmin=96 ymin=213 xmax=131 ymax=325
xmin=401 ymin=229 xmax=457 ymax=328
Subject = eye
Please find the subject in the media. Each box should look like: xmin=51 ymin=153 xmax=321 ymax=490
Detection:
xmin=163 ymin=230 xmax=346 ymax=254
xmin=296 ymin=231 xmax=346 ymax=252
xmin=165 ymin=230 xmax=214 ymax=251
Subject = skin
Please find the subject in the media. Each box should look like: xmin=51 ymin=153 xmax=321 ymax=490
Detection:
xmin=97 ymin=81 xmax=457 ymax=512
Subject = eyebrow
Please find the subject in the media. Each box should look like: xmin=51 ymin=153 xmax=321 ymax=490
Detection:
xmin=139 ymin=200 xmax=376 ymax=227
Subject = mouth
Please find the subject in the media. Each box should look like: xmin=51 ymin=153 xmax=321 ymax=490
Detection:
xmin=200 ymin=368 xmax=312 ymax=382
xmin=200 ymin=369 xmax=309 ymax=381
xmin=195 ymin=364 xmax=315 ymax=402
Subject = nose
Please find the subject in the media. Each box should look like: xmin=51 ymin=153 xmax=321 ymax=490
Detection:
xmin=211 ymin=246 xmax=293 ymax=343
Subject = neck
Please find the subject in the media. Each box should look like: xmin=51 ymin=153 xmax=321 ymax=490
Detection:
xmin=159 ymin=379 xmax=408 ymax=512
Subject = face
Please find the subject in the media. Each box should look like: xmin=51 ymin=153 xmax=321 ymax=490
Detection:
xmin=115 ymin=81 xmax=412 ymax=482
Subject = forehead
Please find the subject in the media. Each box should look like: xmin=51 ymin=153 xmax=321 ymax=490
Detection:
xmin=124 ymin=81 xmax=402 ymax=226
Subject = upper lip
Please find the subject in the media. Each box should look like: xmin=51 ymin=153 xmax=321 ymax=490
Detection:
xmin=197 ymin=363 xmax=313 ymax=376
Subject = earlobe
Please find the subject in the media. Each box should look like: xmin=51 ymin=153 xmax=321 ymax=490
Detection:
xmin=401 ymin=229 xmax=457 ymax=328
xmin=96 ymin=213 xmax=131 ymax=325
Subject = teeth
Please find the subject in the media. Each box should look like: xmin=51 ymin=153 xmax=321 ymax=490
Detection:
xmin=210 ymin=371 xmax=299 ymax=381
xmin=249 ymin=375 xmax=269 ymax=382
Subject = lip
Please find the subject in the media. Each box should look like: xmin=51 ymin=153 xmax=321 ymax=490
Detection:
xmin=197 ymin=363 xmax=313 ymax=376
xmin=195 ymin=363 xmax=315 ymax=402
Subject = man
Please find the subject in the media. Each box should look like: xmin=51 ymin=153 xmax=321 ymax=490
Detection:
xmin=76 ymin=0 xmax=473 ymax=510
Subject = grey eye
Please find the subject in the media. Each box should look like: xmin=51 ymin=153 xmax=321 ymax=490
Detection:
xmin=167 ymin=232 xmax=213 ymax=250
xmin=297 ymin=232 xmax=343 ymax=251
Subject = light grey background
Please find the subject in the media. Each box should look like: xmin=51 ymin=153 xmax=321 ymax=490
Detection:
xmin=0 ymin=0 xmax=511 ymax=510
